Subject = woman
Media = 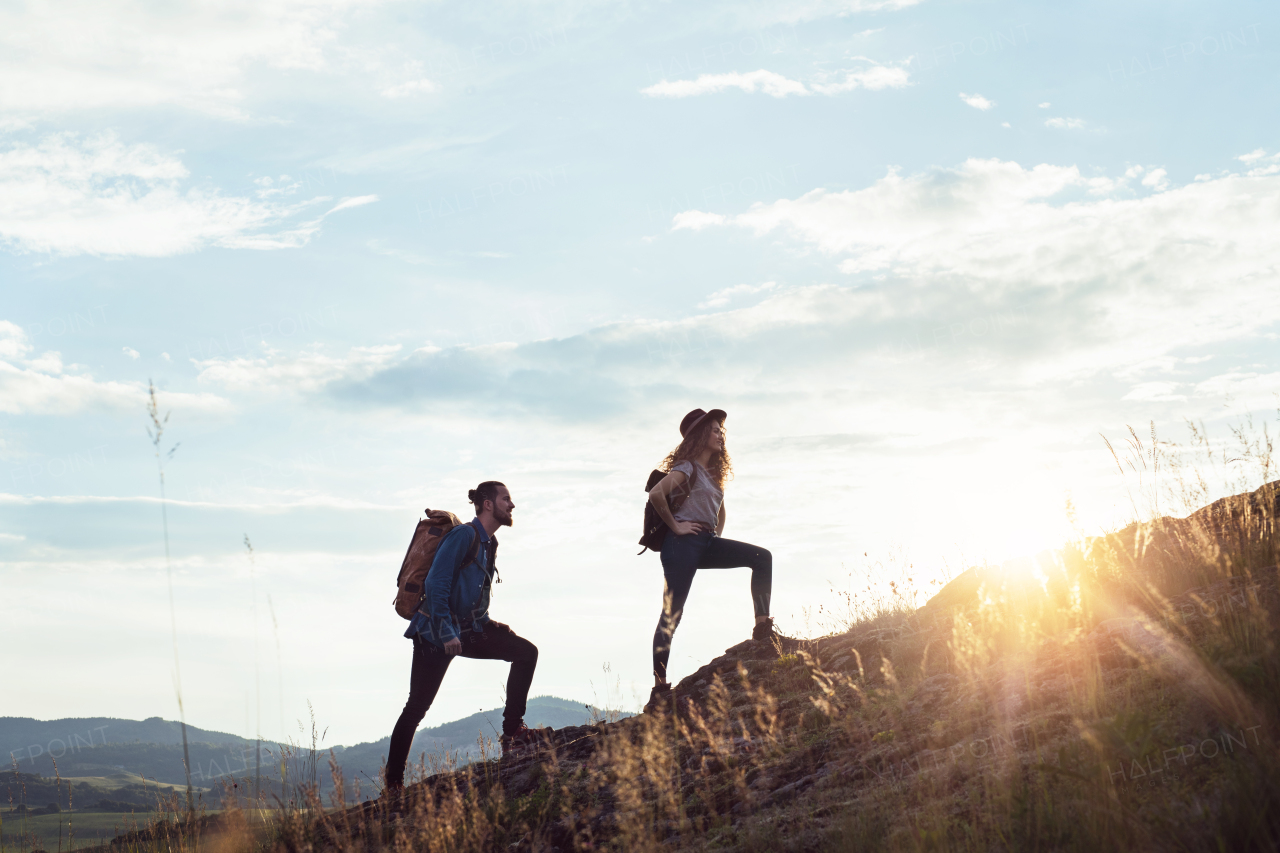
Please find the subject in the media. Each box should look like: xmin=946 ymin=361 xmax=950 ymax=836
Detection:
xmin=644 ymin=407 xmax=781 ymax=713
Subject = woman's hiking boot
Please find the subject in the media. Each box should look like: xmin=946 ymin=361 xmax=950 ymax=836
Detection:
xmin=643 ymin=682 xmax=672 ymax=714
xmin=752 ymin=616 xmax=780 ymax=643
xmin=501 ymin=722 xmax=551 ymax=757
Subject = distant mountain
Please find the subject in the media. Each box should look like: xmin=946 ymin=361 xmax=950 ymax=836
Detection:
xmin=0 ymin=716 xmax=256 ymax=752
xmin=1 ymin=698 xmax=628 ymax=795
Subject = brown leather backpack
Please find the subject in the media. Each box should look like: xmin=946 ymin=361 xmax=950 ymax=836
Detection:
xmin=393 ymin=509 xmax=482 ymax=619
xmin=638 ymin=466 xmax=697 ymax=554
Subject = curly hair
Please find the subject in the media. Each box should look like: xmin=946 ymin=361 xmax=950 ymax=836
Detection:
xmin=660 ymin=417 xmax=732 ymax=491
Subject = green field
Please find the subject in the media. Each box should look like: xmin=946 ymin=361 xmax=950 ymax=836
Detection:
xmin=59 ymin=773 xmax=198 ymax=795
xmin=0 ymin=811 xmax=163 ymax=851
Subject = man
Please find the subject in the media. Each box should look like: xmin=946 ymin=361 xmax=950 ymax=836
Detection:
xmin=385 ymin=480 xmax=546 ymax=792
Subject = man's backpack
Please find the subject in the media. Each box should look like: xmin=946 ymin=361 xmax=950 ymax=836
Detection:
xmin=393 ymin=510 xmax=483 ymax=619
xmin=638 ymin=466 xmax=697 ymax=554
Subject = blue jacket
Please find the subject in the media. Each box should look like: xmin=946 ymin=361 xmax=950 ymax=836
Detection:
xmin=404 ymin=519 xmax=496 ymax=647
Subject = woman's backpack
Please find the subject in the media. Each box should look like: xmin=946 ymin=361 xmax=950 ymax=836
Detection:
xmin=638 ymin=466 xmax=697 ymax=554
xmin=393 ymin=509 xmax=482 ymax=619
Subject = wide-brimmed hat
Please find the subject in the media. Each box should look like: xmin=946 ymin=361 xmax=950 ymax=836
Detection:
xmin=679 ymin=408 xmax=727 ymax=438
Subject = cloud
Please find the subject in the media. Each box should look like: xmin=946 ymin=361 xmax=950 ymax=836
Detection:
xmin=642 ymin=70 xmax=809 ymax=99
xmin=0 ymin=133 xmax=371 ymax=256
xmin=641 ymin=62 xmax=908 ymax=99
xmin=123 ymin=347 xmax=140 ymax=360
xmin=176 ymin=156 xmax=1280 ymax=450
xmin=657 ymin=156 xmax=1280 ymax=379
xmin=1234 ymin=149 xmax=1280 ymax=177
xmin=699 ymin=282 xmax=777 ymax=309
xmin=809 ymin=63 xmax=911 ymax=94
xmin=0 ymin=322 xmax=228 ymax=415
xmin=959 ymin=92 xmax=995 ymax=110
xmin=1122 ymin=381 xmax=1186 ymax=402
xmin=1038 ymin=102 xmax=1050 ymax=108
xmin=0 ymin=0 xmax=374 ymax=119
xmin=723 ymin=0 xmax=922 ymax=26
xmin=1045 ymin=117 xmax=1085 ymax=129
xmin=671 ymin=210 xmax=728 ymax=231
xmin=194 ymin=345 xmax=403 ymax=394
xmin=381 ymin=79 xmax=440 ymax=98
xmin=325 ymin=195 xmax=380 ymax=215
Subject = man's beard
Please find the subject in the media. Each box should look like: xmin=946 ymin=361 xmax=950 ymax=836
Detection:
xmin=495 ymin=507 xmax=514 ymax=527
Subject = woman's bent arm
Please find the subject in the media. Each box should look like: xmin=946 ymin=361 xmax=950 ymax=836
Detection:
xmin=716 ymin=502 xmax=725 ymax=536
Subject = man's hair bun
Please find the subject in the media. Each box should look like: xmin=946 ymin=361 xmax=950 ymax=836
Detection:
xmin=469 ymin=481 xmax=506 ymax=512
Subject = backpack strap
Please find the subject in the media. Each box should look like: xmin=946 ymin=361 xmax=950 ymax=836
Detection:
xmin=445 ymin=522 xmax=485 ymax=597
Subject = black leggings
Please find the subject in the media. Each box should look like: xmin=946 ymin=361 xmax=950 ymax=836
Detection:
xmin=652 ymin=530 xmax=772 ymax=682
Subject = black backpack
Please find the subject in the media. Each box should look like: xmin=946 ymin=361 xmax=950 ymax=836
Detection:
xmin=637 ymin=466 xmax=697 ymax=554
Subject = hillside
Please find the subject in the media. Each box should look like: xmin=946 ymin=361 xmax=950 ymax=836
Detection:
xmin=84 ymin=479 xmax=1280 ymax=852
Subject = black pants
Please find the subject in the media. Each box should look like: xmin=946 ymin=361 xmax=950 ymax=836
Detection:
xmin=652 ymin=530 xmax=772 ymax=682
xmin=386 ymin=622 xmax=538 ymax=787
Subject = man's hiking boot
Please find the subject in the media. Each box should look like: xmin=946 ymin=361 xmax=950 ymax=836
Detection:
xmin=643 ymin=682 xmax=672 ymax=714
xmin=501 ymin=722 xmax=551 ymax=757
xmin=379 ymin=783 xmax=406 ymax=820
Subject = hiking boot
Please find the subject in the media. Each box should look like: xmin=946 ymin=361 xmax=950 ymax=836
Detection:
xmin=501 ymin=722 xmax=551 ymax=756
xmin=378 ymin=783 xmax=405 ymax=820
xmin=643 ymin=682 xmax=672 ymax=714
xmin=752 ymin=617 xmax=780 ymax=643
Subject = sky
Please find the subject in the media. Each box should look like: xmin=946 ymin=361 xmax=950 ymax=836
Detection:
xmin=3 ymin=0 xmax=1279 ymax=749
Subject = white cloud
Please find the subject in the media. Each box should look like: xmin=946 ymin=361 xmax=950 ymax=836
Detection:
xmin=1045 ymin=117 xmax=1085 ymax=129
xmin=0 ymin=0 xmax=375 ymax=119
xmin=1122 ymin=381 xmax=1186 ymax=402
xmin=0 ymin=133 xmax=372 ymax=256
xmin=671 ymin=210 xmax=727 ymax=231
xmin=1141 ymin=168 xmax=1169 ymax=191
xmin=642 ymin=62 xmax=909 ymax=99
xmin=1235 ymin=149 xmax=1280 ymax=177
xmin=1038 ymin=102 xmax=1051 ymax=108
xmin=0 ymin=321 xmax=30 ymax=360
xmin=0 ymin=322 xmax=227 ymax=415
xmin=194 ymin=345 xmax=403 ymax=394
xmin=665 ymin=157 xmax=1280 ymax=378
xmin=123 ymin=347 xmax=140 ymax=360
xmin=642 ymin=70 xmax=809 ymax=99
xmin=720 ymin=0 xmax=921 ymax=27
xmin=1194 ymin=370 xmax=1280 ymax=409
xmin=959 ymin=92 xmax=995 ymax=110
xmin=699 ymin=281 xmax=777 ymax=309
xmin=809 ymin=63 xmax=911 ymax=94
xmin=381 ymin=79 xmax=440 ymax=98
xmin=325 ymin=195 xmax=379 ymax=215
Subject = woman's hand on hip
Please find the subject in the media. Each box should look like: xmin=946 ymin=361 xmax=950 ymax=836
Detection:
xmin=671 ymin=520 xmax=706 ymax=536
